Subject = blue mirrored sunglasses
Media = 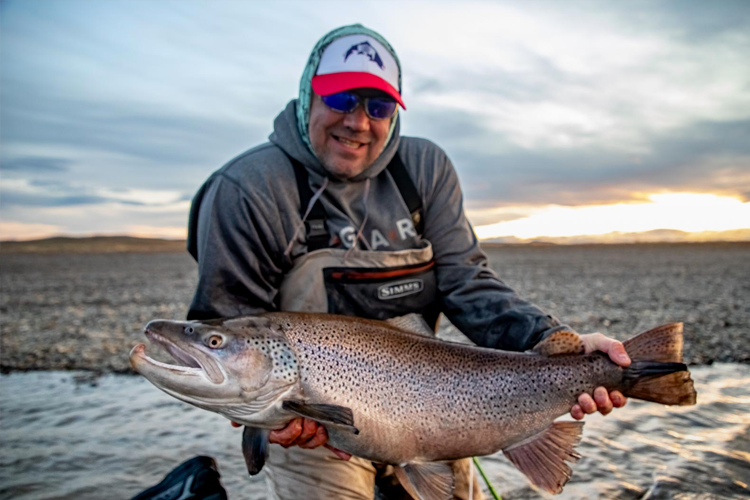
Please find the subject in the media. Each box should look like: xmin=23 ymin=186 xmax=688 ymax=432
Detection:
xmin=321 ymin=92 xmax=398 ymax=120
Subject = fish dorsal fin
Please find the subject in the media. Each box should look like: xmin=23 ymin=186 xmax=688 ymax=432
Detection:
xmin=533 ymin=329 xmax=584 ymax=357
xmin=242 ymin=426 xmax=269 ymax=475
xmin=394 ymin=462 xmax=454 ymax=500
xmin=282 ymin=400 xmax=360 ymax=434
xmin=385 ymin=314 xmax=434 ymax=337
xmin=503 ymin=421 xmax=584 ymax=494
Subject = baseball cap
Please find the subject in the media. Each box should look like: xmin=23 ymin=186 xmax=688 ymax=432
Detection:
xmin=311 ymin=34 xmax=406 ymax=110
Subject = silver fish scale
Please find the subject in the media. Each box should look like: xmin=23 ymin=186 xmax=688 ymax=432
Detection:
xmin=271 ymin=314 xmax=621 ymax=465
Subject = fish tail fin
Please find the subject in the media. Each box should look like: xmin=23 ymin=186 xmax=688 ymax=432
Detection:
xmin=621 ymin=323 xmax=696 ymax=406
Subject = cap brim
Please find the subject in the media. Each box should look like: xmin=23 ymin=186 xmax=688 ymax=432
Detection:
xmin=312 ymin=72 xmax=406 ymax=110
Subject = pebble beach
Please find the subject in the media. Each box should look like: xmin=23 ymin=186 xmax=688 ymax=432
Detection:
xmin=1 ymin=241 xmax=748 ymax=373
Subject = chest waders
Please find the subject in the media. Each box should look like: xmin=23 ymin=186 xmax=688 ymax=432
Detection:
xmin=278 ymin=153 xmax=441 ymax=329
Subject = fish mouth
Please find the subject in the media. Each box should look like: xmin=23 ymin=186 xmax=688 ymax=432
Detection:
xmin=148 ymin=330 xmax=202 ymax=369
xmin=130 ymin=329 xmax=224 ymax=384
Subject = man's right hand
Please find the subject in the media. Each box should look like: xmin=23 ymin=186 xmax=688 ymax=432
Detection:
xmin=231 ymin=418 xmax=351 ymax=460
xmin=269 ymin=417 xmax=328 ymax=449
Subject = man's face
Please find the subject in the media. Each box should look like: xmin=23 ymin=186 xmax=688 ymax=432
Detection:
xmin=308 ymin=90 xmax=392 ymax=179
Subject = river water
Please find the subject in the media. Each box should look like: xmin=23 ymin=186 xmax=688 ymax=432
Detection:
xmin=1 ymin=364 xmax=749 ymax=500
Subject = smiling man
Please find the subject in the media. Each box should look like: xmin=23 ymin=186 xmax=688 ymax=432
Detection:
xmin=135 ymin=24 xmax=629 ymax=500
xmin=308 ymin=89 xmax=394 ymax=179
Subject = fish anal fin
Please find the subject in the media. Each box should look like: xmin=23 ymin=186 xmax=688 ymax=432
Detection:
xmin=503 ymin=421 xmax=584 ymax=494
xmin=242 ymin=426 xmax=269 ymax=476
xmin=394 ymin=462 xmax=454 ymax=500
xmin=533 ymin=330 xmax=585 ymax=357
xmin=386 ymin=314 xmax=435 ymax=337
xmin=282 ymin=400 xmax=359 ymax=434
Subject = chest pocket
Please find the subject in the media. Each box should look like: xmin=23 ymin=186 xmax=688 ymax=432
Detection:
xmin=323 ymin=260 xmax=439 ymax=327
xmin=278 ymin=151 xmax=441 ymax=329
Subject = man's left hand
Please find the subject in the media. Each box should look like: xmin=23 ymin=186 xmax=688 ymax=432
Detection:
xmin=570 ymin=332 xmax=631 ymax=420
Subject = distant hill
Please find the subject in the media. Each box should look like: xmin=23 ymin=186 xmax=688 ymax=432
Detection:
xmin=481 ymin=228 xmax=750 ymax=245
xmin=0 ymin=236 xmax=187 ymax=254
xmin=3 ymin=229 xmax=749 ymax=254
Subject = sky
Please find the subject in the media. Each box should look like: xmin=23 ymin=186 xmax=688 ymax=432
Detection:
xmin=1 ymin=0 xmax=750 ymax=242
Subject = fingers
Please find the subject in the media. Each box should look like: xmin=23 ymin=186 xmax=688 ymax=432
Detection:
xmin=269 ymin=418 xmax=330 ymax=449
xmin=570 ymin=404 xmax=585 ymax=420
xmin=571 ymin=388 xmax=629 ymax=419
xmin=269 ymin=418 xmax=304 ymax=447
xmin=231 ymin=421 xmax=242 ymax=428
xmin=606 ymin=341 xmax=631 ymax=367
xmin=297 ymin=418 xmax=319 ymax=444
xmin=610 ymin=390 xmax=627 ymax=408
xmin=577 ymin=393 xmax=598 ymax=415
xmin=581 ymin=333 xmax=631 ymax=367
xmin=594 ymin=387 xmax=613 ymax=415
xmin=298 ymin=424 xmax=328 ymax=449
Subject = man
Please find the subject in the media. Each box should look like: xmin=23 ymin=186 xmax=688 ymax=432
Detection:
xmin=136 ymin=24 xmax=629 ymax=500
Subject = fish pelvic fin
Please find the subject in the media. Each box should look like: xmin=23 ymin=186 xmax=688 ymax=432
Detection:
xmin=242 ymin=426 xmax=269 ymax=475
xmin=282 ymin=400 xmax=360 ymax=434
xmin=532 ymin=329 xmax=585 ymax=357
xmin=622 ymin=323 xmax=697 ymax=406
xmin=503 ymin=421 xmax=584 ymax=494
xmin=394 ymin=462 xmax=454 ymax=500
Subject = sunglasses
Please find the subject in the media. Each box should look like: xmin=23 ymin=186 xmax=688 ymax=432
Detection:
xmin=321 ymin=92 xmax=398 ymax=120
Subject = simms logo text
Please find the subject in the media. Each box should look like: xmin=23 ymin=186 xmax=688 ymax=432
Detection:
xmin=377 ymin=279 xmax=424 ymax=300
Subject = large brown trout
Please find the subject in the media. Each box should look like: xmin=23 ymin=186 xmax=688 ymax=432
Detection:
xmin=130 ymin=313 xmax=696 ymax=499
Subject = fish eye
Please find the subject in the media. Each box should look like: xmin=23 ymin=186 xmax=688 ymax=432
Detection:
xmin=207 ymin=335 xmax=223 ymax=349
xmin=185 ymin=326 xmax=194 ymax=335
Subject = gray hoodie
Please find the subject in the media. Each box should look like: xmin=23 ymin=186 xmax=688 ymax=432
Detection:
xmin=187 ymin=100 xmax=564 ymax=351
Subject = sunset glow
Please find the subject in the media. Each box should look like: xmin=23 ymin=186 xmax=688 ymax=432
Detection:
xmin=473 ymin=193 xmax=750 ymax=241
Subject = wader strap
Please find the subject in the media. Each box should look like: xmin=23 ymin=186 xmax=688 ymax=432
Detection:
xmin=289 ymin=156 xmax=330 ymax=252
xmin=387 ymin=152 xmax=424 ymax=235
xmin=286 ymin=152 xmax=424 ymax=250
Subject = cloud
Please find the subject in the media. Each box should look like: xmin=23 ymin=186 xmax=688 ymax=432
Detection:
xmin=0 ymin=178 xmax=187 ymax=208
xmin=0 ymin=192 xmax=117 ymax=207
xmin=0 ymin=201 xmax=191 ymax=239
xmin=1 ymin=156 xmax=72 ymax=173
xmin=425 ymin=116 xmax=750 ymax=209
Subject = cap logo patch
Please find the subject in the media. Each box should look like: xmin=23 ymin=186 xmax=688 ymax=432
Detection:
xmin=344 ymin=41 xmax=385 ymax=70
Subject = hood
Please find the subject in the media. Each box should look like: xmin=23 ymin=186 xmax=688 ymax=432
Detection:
xmin=269 ymin=99 xmax=401 ymax=183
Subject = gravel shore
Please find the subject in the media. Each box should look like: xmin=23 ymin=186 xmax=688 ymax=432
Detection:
xmin=1 ymin=242 xmax=748 ymax=373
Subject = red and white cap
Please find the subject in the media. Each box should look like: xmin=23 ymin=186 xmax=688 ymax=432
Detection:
xmin=311 ymin=34 xmax=406 ymax=109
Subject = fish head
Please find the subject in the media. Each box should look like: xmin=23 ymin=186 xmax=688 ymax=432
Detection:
xmin=130 ymin=317 xmax=299 ymax=420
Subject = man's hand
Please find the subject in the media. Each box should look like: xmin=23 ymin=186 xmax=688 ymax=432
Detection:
xmin=570 ymin=332 xmax=631 ymax=420
xmin=230 ymin=418 xmax=351 ymax=460
xmin=269 ymin=417 xmax=328 ymax=449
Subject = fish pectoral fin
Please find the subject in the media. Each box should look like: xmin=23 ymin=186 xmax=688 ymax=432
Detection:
xmin=242 ymin=426 xmax=270 ymax=476
xmin=532 ymin=329 xmax=585 ymax=357
xmin=394 ymin=462 xmax=454 ymax=500
xmin=503 ymin=421 xmax=584 ymax=494
xmin=281 ymin=400 xmax=360 ymax=434
xmin=385 ymin=314 xmax=434 ymax=337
